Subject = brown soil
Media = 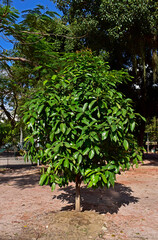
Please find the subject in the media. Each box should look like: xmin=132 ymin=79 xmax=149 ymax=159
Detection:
xmin=0 ymin=154 xmax=158 ymax=240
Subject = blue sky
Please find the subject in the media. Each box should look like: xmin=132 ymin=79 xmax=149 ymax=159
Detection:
xmin=12 ymin=0 xmax=61 ymax=15
xmin=1 ymin=0 xmax=62 ymax=50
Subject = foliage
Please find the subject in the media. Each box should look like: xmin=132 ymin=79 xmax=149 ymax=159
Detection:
xmin=54 ymin=0 xmax=158 ymax=145
xmin=145 ymin=117 xmax=158 ymax=142
xmin=0 ymin=121 xmax=12 ymax=146
xmin=0 ymin=3 xmax=74 ymax=142
xmin=23 ymin=51 xmax=143 ymax=193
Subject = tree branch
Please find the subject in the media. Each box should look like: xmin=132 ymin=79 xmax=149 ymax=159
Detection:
xmin=0 ymin=56 xmax=31 ymax=63
xmin=0 ymin=98 xmax=16 ymax=128
xmin=21 ymin=30 xmax=87 ymax=39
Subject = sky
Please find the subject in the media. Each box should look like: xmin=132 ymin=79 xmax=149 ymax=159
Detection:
xmin=12 ymin=0 xmax=61 ymax=15
xmin=1 ymin=0 xmax=62 ymax=50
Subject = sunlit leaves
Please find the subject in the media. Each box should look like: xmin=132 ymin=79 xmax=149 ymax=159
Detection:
xmin=89 ymin=149 xmax=95 ymax=159
xmin=123 ymin=139 xmax=129 ymax=150
xmin=23 ymin=51 xmax=143 ymax=192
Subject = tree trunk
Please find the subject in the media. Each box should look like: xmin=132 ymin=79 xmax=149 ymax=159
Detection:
xmin=0 ymin=99 xmax=16 ymax=128
xmin=75 ymin=176 xmax=81 ymax=212
xmin=132 ymin=54 xmax=137 ymax=78
xmin=138 ymin=119 xmax=146 ymax=147
xmin=20 ymin=127 xmax=23 ymax=147
xmin=143 ymin=55 xmax=147 ymax=97
xmin=152 ymin=35 xmax=158 ymax=84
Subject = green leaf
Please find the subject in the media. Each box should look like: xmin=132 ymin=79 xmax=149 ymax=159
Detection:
xmin=78 ymin=154 xmax=82 ymax=164
xmin=140 ymin=115 xmax=146 ymax=122
xmin=64 ymin=159 xmax=69 ymax=168
xmin=65 ymin=142 xmax=71 ymax=148
xmin=107 ymin=165 xmax=115 ymax=170
xmin=82 ymin=102 xmax=88 ymax=112
xmin=94 ymin=146 xmax=100 ymax=155
xmin=97 ymin=109 xmax=101 ymax=118
xmin=38 ymin=105 xmax=44 ymax=114
xmin=83 ymin=147 xmax=90 ymax=155
xmin=74 ymin=151 xmax=79 ymax=159
xmin=39 ymin=174 xmax=47 ymax=186
xmin=109 ymin=172 xmax=115 ymax=187
xmin=85 ymin=169 xmax=92 ymax=176
xmin=87 ymin=181 xmax=93 ymax=188
xmin=105 ymin=171 xmax=109 ymax=178
xmin=82 ymin=118 xmax=89 ymax=125
xmin=51 ymin=183 xmax=56 ymax=191
xmin=23 ymin=114 xmax=30 ymax=123
xmin=111 ymin=125 xmax=117 ymax=132
xmin=89 ymin=100 xmax=96 ymax=110
xmin=55 ymin=128 xmax=60 ymax=134
xmin=101 ymin=174 xmax=107 ymax=184
xmin=43 ymin=80 xmax=48 ymax=86
xmin=29 ymin=118 xmax=35 ymax=125
xmin=89 ymin=149 xmax=95 ymax=159
xmin=34 ymin=65 xmax=42 ymax=71
xmin=114 ymin=167 xmax=120 ymax=174
xmin=66 ymin=127 xmax=71 ymax=135
xmin=60 ymin=123 xmax=66 ymax=133
xmin=29 ymin=137 xmax=34 ymax=145
xmin=76 ymin=140 xmax=84 ymax=148
xmin=53 ymin=143 xmax=61 ymax=153
xmin=47 ymin=166 xmax=51 ymax=174
xmin=113 ymin=134 xmax=117 ymax=142
xmin=91 ymin=174 xmax=99 ymax=185
xmin=102 ymin=131 xmax=109 ymax=140
xmin=122 ymin=109 xmax=127 ymax=117
xmin=76 ymin=112 xmax=83 ymax=120
xmin=130 ymin=122 xmax=135 ymax=132
xmin=123 ymin=139 xmax=129 ymax=150
xmin=52 ymin=75 xmax=57 ymax=80
xmin=50 ymin=132 xmax=54 ymax=141
xmin=92 ymin=133 xmax=99 ymax=141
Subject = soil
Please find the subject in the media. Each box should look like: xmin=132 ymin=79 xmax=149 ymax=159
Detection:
xmin=0 ymin=154 xmax=158 ymax=240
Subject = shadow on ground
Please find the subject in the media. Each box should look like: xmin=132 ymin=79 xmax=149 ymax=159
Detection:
xmin=53 ymin=183 xmax=139 ymax=214
xmin=143 ymin=153 xmax=158 ymax=166
xmin=0 ymin=166 xmax=40 ymax=189
xmin=142 ymin=153 xmax=158 ymax=166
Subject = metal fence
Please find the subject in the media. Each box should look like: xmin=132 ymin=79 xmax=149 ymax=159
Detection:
xmin=0 ymin=153 xmax=32 ymax=167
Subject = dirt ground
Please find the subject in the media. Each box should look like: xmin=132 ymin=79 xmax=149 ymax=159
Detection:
xmin=0 ymin=154 xmax=158 ymax=240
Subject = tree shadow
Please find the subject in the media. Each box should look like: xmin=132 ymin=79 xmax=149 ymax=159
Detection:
xmin=143 ymin=153 xmax=158 ymax=166
xmin=53 ymin=183 xmax=139 ymax=214
xmin=0 ymin=166 xmax=40 ymax=189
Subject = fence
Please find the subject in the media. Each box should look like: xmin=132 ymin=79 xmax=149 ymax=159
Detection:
xmin=0 ymin=153 xmax=32 ymax=167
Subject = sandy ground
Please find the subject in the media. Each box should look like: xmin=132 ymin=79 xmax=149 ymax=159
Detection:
xmin=0 ymin=154 xmax=158 ymax=240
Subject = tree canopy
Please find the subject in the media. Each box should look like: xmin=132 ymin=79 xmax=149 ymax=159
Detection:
xmin=53 ymin=0 xmax=158 ymax=145
xmin=23 ymin=51 xmax=143 ymax=211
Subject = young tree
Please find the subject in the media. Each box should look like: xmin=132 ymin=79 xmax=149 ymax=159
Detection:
xmin=23 ymin=51 xmax=143 ymax=211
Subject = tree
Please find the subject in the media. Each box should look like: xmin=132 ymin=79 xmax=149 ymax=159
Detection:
xmin=54 ymin=0 xmax=158 ymax=145
xmin=0 ymin=3 xmax=74 ymax=143
xmin=23 ymin=51 xmax=143 ymax=211
xmin=0 ymin=3 xmax=86 ymax=126
xmin=0 ymin=121 xmax=11 ymax=146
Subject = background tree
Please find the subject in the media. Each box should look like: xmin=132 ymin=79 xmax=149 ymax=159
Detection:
xmin=54 ymin=0 xmax=158 ymax=145
xmin=23 ymin=51 xmax=143 ymax=211
xmin=0 ymin=2 xmax=76 ymax=144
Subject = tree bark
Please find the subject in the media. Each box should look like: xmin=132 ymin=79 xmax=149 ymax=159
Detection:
xmin=0 ymin=99 xmax=16 ymax=128
xmin=138 ymin=119 xmax=146 ymax=147
xmin=152 ymin=35 xmax=158 ymax=84
xmin=75 ymin=176 xmax=81 ymax=212
xmin=0 ymin=56 xmax=31 ymax=63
